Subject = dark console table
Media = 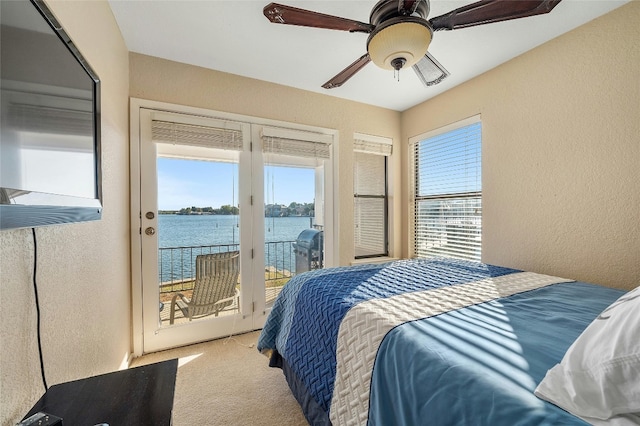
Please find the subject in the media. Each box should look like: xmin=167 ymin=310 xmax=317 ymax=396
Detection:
xmin=23 ymin=358 xmax=178 ymax=425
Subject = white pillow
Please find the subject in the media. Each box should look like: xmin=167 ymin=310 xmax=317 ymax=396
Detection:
xmin=534 ymin=285 xmax=640 ymax=421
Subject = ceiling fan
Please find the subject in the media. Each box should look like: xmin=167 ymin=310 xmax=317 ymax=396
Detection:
xmin=263 ymin=0 xmax=562 ymax=89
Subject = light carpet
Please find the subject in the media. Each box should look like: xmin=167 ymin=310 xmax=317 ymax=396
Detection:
xmin=130 ymin=331 xmax=307 ymax=425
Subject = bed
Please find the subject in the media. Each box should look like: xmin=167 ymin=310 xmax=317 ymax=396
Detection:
xmin=257 ymin=257 xmax=639 ymax=426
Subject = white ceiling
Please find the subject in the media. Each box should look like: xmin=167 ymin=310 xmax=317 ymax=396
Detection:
xmin=108 ymin=0 xmax=628 ymax=111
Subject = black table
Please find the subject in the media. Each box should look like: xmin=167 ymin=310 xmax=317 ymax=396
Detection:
xmin=23 ymin=358 xmax=178 ymax=426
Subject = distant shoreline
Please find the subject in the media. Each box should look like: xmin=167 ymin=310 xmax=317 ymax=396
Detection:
xmin=159 ymin=202 xmax=314 ymax=217
xmin=158 ymin=211 xmax=235 ymax=215
xmin=158 ymin=211 xmax=314 ymax=217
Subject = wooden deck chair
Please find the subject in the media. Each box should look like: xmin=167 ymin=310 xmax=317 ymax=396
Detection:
xmin=169 ymin=251 xmax=240 ymax=324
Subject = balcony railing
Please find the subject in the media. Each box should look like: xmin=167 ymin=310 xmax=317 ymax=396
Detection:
xmin=158 ymin=241 xmax=296 ymax=294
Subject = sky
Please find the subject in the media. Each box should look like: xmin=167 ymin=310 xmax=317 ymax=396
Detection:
xmin=157 ymin=158 xmax=315 ymax=211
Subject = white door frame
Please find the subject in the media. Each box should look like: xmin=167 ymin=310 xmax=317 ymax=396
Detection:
xmin=138 ymin=108 xmax=254 ymax=353
xmin=130 ymin=98 xmax=339 ymax=356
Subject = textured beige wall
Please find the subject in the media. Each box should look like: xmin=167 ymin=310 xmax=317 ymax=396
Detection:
xmin=1 ymin=3 xmax=637 ymax=423
xmin=0 ymin=1 xmax=130 ymax=424
xmin=129 ymin=53 xmax=402 ymax=264
xmin=401 ymin=2 xmax=640 ymax=290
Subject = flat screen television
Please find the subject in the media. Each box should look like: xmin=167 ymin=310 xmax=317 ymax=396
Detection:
xmin=0 ymin=0 xmax=101 ymax=230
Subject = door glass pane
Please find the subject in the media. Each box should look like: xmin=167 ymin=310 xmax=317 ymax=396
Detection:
xmin=264 ymin=165 xmax=322 ymax=307
xmin=156 ymin=153 xmax=241 ymax=326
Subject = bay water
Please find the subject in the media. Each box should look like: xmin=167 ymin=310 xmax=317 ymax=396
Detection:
xmin=158 ymin=214 xmax=315 ymax=282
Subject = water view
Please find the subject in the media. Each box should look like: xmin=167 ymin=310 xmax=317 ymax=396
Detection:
xmin=158 ymin=214 xmax=316 ymax=283
xmin=159 ymin=214 xmax=314 ymax=247
xmin=155 ymin=154 xmax=321 ymax=323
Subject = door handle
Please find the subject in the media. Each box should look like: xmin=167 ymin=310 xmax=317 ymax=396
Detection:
xmin=145 ymin=227 xmax=156 ymax=236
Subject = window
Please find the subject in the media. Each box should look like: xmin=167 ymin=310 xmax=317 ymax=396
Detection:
xmin=411 ymin=117 xmax=481 ymax=261
xmin=353 ymin=133 xmax=391 ymax=258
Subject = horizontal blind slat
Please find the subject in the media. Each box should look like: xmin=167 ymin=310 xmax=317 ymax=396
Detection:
xmin=8 ymin=103 xmax=93 ymax=137
xmin=263 ymin=136 xmax=330 ymax=159
xmin=354 ymin=175 xmax=387 ymax=258
xmin=354 ymin=152 xmax=385 ymax=194
xmin=353 ymin=139 xmax=392 ymax=156
xmin=152 ymin=120 xmax=243 ymax=151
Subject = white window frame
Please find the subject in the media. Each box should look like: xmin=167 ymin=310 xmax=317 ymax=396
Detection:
xmin=353 ymin=132 xmax=392 ymax=259
xmin=409 ymin=115 xmax=482 ymax=261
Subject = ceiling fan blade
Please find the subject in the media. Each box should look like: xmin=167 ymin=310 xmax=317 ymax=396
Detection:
xmin=412 ymin=53 xmax=450 ymax=87
xmin=398 ymin=0 xmax=420 ymax=16
xmin=263 ymin=3 xmax=374 ymax=33
xmin=429 ymin=0 xmax=562 ymax=31
xmin=322 ymin=54 xmax=371 ymax=89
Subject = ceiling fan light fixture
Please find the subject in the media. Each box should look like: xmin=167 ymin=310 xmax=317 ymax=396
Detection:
xmin=367 ymin=19 xmax=432 ymax=70
xmin=412 ymin=52 xmax=450 ymax=87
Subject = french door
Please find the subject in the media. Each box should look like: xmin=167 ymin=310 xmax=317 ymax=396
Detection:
xmin=132 ymin=101 xmax=335 ymax=354
xmin=137 ymin=108 xmax=254 ymax=352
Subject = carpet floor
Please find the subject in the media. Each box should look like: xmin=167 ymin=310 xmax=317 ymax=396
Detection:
xmin=130 ymin=331 xmax=307 ymax=425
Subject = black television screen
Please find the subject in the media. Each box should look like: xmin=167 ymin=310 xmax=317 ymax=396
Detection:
xmin=0 ymin=0 xmax=101 ymax=230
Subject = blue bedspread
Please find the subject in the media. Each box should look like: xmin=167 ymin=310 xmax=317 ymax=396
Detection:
xmin=368 ymin=281 xmax=624 ymax=425
xmin=257 ymin=258 xmax=624 ymax=425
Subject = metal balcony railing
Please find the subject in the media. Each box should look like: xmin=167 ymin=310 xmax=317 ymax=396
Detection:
xmin=158 ymin=241 xmax=296 ymax=293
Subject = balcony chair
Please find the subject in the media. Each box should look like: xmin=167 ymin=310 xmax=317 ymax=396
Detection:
xmin=169 ymin=251 xmax=240 ymax=324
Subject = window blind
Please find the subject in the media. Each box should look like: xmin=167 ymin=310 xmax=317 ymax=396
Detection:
xmin=261 ymin=127 xmax=331 ymax=159
xmin=413 ymin=121 xmax=481 ymax=261
xmin=354 ymin=152 xmax=385 ymax=195
xmin=354 ymin=133 xmax=390 ymax=258
xmin=262 ymin=136 xmax=330 ymax=159
xmin=151 ymin=120 xmax=243 ymax=151
xmin=354 ymin=138 xmax=392 ymax=156
xmin=8 ymin=103 xmax=93 ymax=137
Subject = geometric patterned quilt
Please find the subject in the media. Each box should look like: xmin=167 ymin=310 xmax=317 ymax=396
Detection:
xmin=257 ymin=258 xmax=572 ymax=425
